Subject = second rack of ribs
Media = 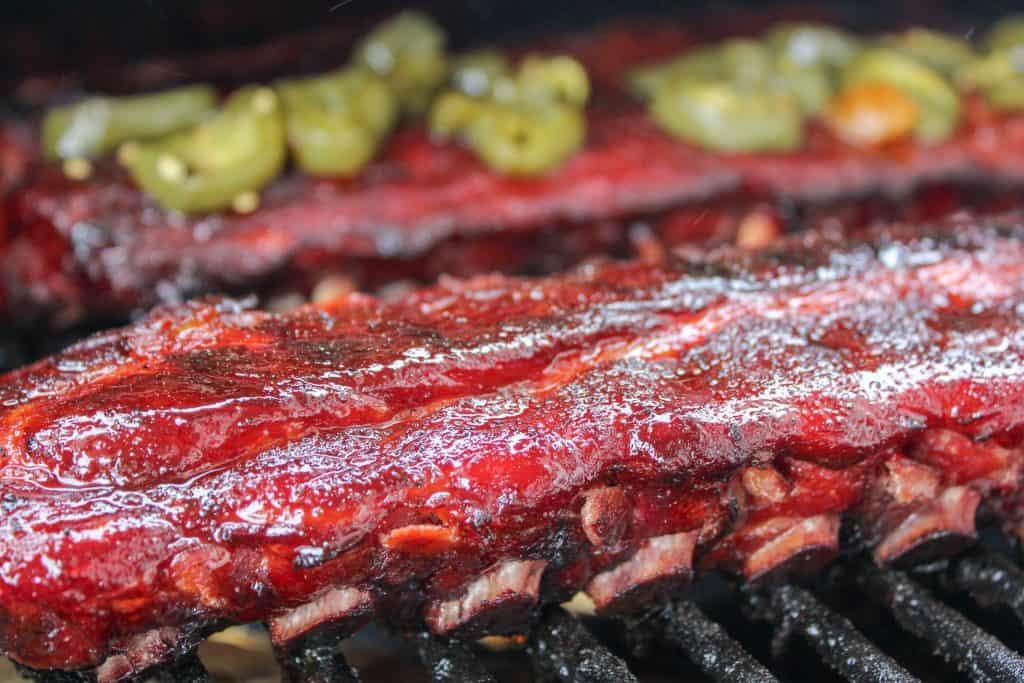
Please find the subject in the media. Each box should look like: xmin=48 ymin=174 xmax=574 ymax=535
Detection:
xmin=2 ymin=214 xmax=1024 ymax=678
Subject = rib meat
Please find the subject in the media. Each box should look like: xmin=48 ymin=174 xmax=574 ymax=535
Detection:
xmin=8 ymin=19 xmax=1024 ymax=329
xmin=8 ymin=99 xmax=1024 ymax=329
xmin=2 ymin=214 xmax=1024 ymax=675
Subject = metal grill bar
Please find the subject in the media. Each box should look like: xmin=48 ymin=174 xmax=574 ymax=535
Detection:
xmin=949 ymin=549 xmax=1024 ymax=625
xmin=658 ymin=600 xmax=779 ymax=683
xmin=275 ymin=631 xmax=360 ymax=683
xmin=12 ymin=666 xmax=89 ymax=683
xmin=752 ymin=584 xmax=918 ymax=683
xmin=154 ymin=652 xmax=211 ymax=683
xmin=857 ymin=563 xmax=1024 ymax=683
xmin=416 ymin=634 xmax=497 ymax=683
xmin=530 ymin=607 xmax=638 ymax=683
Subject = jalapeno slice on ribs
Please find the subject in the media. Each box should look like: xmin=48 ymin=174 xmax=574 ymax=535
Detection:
xmin=451 ymin=50 xmax=509 ymax=98
xmin=629 ymin=47 xmax=723 ymax=99
xmin=765 ymin=22 xmax=862 ymax=69
xmin=278 ymin=68 xmax=398 ymax=177
xmin=652 ymin=80 xmax=804 ymax=152
xmin=466 ymin=103 xmax=585 ymax=175
xmin=125 ymin=86 xmax=286 ymax=214
xmin=771 ymin=55 xmax=833 ymax=115
xmin=985 ymin=14 xmax=1024 ymax=53
xmin=515 ymin=55 xmax=591 ymax=107
xmin=884 ymin=27 xmax=975 ymax=77
xmin=42 ymin=84 xmax=217 ymax=161
xmin=354 ymin=10 xmax=449 ymax=115
xmin=431 ymin=54 xmax=590 ymax=175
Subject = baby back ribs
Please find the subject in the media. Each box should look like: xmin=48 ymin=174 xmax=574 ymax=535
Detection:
xmin=2 ymin=214 xmax=1024 ymax=677
xmin=9 ymin=18 xmax=1024 ymax=330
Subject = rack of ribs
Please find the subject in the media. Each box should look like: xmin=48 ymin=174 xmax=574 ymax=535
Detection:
xmin=8 ymin=17 xmax=1024 ymax=330
xmin=1 ymin=213 xmax=1023 ymax=678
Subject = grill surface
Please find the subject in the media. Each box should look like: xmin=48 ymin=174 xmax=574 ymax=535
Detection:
xmin=5 ymin=532 xmax=1024 ymax=682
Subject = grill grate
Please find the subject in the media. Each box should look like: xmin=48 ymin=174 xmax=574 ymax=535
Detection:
xmin=528 ymin=606 xmax=637 ymax=683
xmin=855 ymin=563 xmax=1024 ymax=683
xmin=417 ymin=635 xmax=497 ymax=683
xmin=651 ymin=600 xmax=777 ymax=683
xmin=948 ymin=549 xmax=1024 ymax=626
xmin=13 ymin=540 xmax=1024 ymax=682
xmin=276 ymin=630 xmax=359 ymax=683
xmin=749 ymin=584 xmax=914 ymax=683
xmin=152 ymin=653 xmax=210 ymax=683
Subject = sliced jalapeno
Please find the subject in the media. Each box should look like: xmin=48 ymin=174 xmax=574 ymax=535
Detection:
xmin=429 ymin=91 xmax=486 ymax=139
xmin=278 ymin=69 xmax=397 ymax=177
xmin=986 ymin=15 xmax=1024 ymax=53
xmin=451 ymin=51 xmax=509 ymax=98
xmin=466 ymin=102 xmax=584 ymax=175
xmin=652 ymin=80 xmax=803 ymax=152
xmin=42 ymin=84 xmax=217 ymax=161
xmin=354 ymin=11 xmax=448 ymax=115
xmin=843 ymin=48 xmax=960 ymax=143
xmin=885 ymin=28 xmax=975 ymax=77
xmin=766 ymin=23 xmax=862 ymax=69
xmin=959 ymin=50 xmax=1024 ymax=111
xmin=629 ymin=48 xmax=723 ymax=99
xmin=980 ymin=78 xmax=1024 ymax=110
xmin=631 ymin=41 xmax=775 ymax=102
xmin=430 ymin=54 xmax=590 ymax=174
xmin=516 ymin=55 xmax=591 ymax=107
xmin=718 ymin=39 xmax=775 ymax=85
xmin=126 ymin=86 xmax=286 ymax=214
xmin=771 ymin=56 xmax=834 ymax=115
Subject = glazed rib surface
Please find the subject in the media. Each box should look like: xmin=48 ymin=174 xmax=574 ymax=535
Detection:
xmin=8 ymin=19 xmax=1024 ymax=328
xmin=2 ymin=215 xmax=1024 ymax=674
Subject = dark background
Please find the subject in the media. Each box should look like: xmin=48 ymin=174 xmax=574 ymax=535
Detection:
xmin=0 ymin=0 xmax=1017 ymax=93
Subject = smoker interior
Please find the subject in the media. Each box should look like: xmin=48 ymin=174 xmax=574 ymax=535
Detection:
xmin=5 ymin=1 xmax=1024 ymax=682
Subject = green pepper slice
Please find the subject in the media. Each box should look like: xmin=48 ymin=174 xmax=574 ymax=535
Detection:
xmin=718 ymin=39 xmax=775 ymax=85
xmin=986 ymin=15 xmax=1024 ymax=53
xmin=126 ymin=86 xmax=286 ymax=214
xmin=451 ymin=51 xmax=509 ymax=98
xmin=629 ymin=48 xmax=723 ymax=99
xmin=631 ymin=38 xmax=830 ymax=115
xmin=652 ymin=79 xmax=803 ymax=152
xmin=770 ymin=56 xmax=834 ymax=115
xmin=429 ymin=91 xmax=487 ymax=139
xmin=516 ymin=55 xmax=591 ymax=107
xmin=959 ymin=50 xmax=1024 ymax=111
xmin=884 ymin=28 xmax=975 ymax=77
xmin=430 ymin=54 xmax=590 ymax=175
xmin=466 ymin=102 xmax=585 ymax=176
xmin=630 ymin=40 xmax=774 ymax=100
xmin=42 ymin=84 xmax=217 ymax=161
xmin=842 ymin=48 xmax=960 ymax=143
xmin=766 ymin=23 xmax=862 ymax=69
xmin=354 ymin=11 xmax=448 ymax=115
xmin=979 ymin=77 xmax=1024 ymax=111
xmin=278 ymin=69 xmax=397 ymax=177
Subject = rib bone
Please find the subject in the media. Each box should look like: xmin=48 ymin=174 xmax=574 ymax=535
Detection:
xmin=586 ymin=532 xmax=698 ymax=614
xmin=426 ymin=560 xmax=547 ymax=637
